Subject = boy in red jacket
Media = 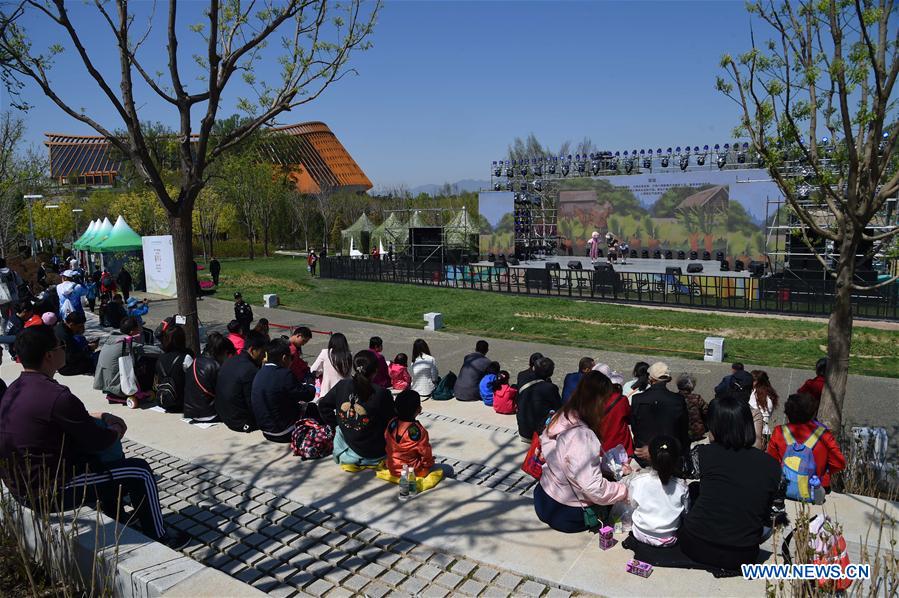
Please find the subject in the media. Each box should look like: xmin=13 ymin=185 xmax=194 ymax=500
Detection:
xmin=384 ymin=390 xmax=434 ymax=477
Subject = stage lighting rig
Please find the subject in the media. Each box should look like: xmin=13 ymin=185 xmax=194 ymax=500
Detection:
xmin=505 ymin=160 xmax=514 ymax=177
xmin=561 ymin=155 xmax=571 ymax=176
xmin=679 ymin=154 xmax=689 ymax=171
xmin=625 ymin=157 xmax=634 ymax=174
xmin=533 ymin=179 xmax=543 ymax=191
xmin=640 ymin=150 xmax=650 ymax=170
xmin=609 ymin=152 xmax=619 ymax=173
xmin=506 ymin=181 xmax=514 ymax=191
xmin=548 ymin=157 xmax=557 ymax=175
xmin=737 ymin=142 xmax=748 ymax=164
xmin=661 ymin=148 xmax=672 ymax=168
xmin=492 ymin=161 xmax=502 ymax=177
xmin=534 ymin=160 xmax=543 ymax=177
xmin=592 ymin=153 xmax=602 ymax=175
xmin=493 ymin=183 xmax=502 ymax=191
xmin=519 ymin=181 xmax=528 ymax=192
xmin=576 ymin=154 xmax=587 ymax=174
xmin=696 ymin=146 xmax=707 ymax=166
xmin=519 ymin=160 xmax=528 ymax=176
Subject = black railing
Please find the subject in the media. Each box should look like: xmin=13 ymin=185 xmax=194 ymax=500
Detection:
xmin=320 ymin=257 xmax=899 ymax=320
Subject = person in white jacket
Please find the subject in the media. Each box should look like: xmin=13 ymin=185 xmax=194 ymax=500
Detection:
xmin=534 ymin=374 xmax=629 ymax=533
xmin=626 ymin=435 xmax=689 ymax=546
xmin=409 ymin=339 xmax=439 ymax=399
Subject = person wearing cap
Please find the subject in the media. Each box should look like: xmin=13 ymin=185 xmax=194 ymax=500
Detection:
xmin=55 ymin=311 xmax=99 ymax=376
xmin=234 ymin=292 xmax=253 ymax=336
xmin=630 ymin=362 xmax=690 ymax=467
xmin=714 ymin=362 xmax=745 ymax=396
xmin=562 ymin=357 xmax=595 ymax=403
xmin=593 ymin=363 xmax=634 ymax=455
xmin=56 ymin=269 xmax=86 ymax=322
xmin=516 ymin=352 xmax=544 ymax=389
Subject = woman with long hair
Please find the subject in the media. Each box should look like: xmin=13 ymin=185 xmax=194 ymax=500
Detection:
xmin=749 ymin=369 xmax=779 ymax=448
xmin=319 ymin=350 xmax=396 ymax=468
xmin=311 ymin=332 xmax=353 ymax=397
xmin=534 ymin=371 xmax=629 ymax=533
xmin=409 ymin=338 xmax=439 ymax=399
xmin=622 ymin=361 xmax=650 ymax=402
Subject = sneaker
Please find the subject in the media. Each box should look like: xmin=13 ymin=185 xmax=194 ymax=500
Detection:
xmin=159 ymin=529 xmax=190 ymax=551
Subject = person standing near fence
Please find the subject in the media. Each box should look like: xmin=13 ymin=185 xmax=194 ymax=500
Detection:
xmin=209 ymin=257 xmax=221 ymax=286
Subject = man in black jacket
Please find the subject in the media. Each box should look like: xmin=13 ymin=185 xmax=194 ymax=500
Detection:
xmin=234 ymin=292 xmax=253 ymax=336
xmin=54 ymin=312 xmax=98 ymax=376
xmin=209 ymin=257 xmax=221 ymax=286
xmin=516 ymin=357 xmax=561 ymax=442
xmin=515 ymin=352 xmax=544 ymax=389
xmin=630 ymin=361 xmax=691 ymax=467
xmin=250 ymin=338 xmax=314 ymax=442
xmin=454 ymin=340 xmax=491 ymax=401
xmin=216 ymin=331 xmax=267 ymax=432
xmin=116 ymin=267 xmax=133 ymax=301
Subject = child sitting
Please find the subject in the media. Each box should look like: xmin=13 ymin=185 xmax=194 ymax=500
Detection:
xmin=627 ymin=435 xmax=689 ymax=546
xmin=384 ymin=390 xmax=434 ymax=478
xmin=389 ymin=353 xmax=411 ymax=391
xmin=491 ymin=371 xmax=517 ymax=414
xmin=479 ymin=361 xmax=501 ymax=406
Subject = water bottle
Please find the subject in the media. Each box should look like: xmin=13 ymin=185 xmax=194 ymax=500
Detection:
xmin=399 ymin=465 xmax=410 ymax=501
xmin=809 ymin=475 xmax=825 ymax=504
xmin=407 ymin=468 xmax=417 ymax=497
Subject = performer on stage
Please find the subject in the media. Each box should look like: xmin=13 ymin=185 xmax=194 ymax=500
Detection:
xmin=606 ymin=232 xmax=619 ymax=264
xmin=588 ymin=231 xmax=601 ymax=261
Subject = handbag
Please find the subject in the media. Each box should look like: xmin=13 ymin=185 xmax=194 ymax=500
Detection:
xmin=520 ymin=406 xmax=556 ymax=480
xmin=118 ymin=338 xmax=140 ymax=396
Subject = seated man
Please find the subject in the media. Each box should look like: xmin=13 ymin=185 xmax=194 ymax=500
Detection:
xmin=216 ymin=331 xmax=267 ymax=433
xmin=250 ymin=338 xmax=314 ymax=442
xmin=562 ymin=356 xmax=595 ymax=403
xmin=93 ymin=317 xmax=162 ymax=403
xmin=0 ymin=326 xmax=187 ymax=548
xmin=55 ymin=311 xmax=98 ymax=376
xmin=454 ymin=340 xmax=492 ymax=402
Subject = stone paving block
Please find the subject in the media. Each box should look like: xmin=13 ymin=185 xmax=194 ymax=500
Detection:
xmin=355 ymin=544 xmax=383 ymax=562
xmin=339 ymin=537 xmax=364 ymax=553
xmin=493 ymin=572 xmax=523 ymax=589
xmin=226 ymin=543 xmax=253 ymax=559
xmin=272 ymin=562 xmax=297 ymax=582
xmin=457 ymin=579 xmax=487 ymax=596
xmin=371 ymin=534 xmax=396 ymax=550
xmin=518 ymin=580 xmax=547 ymax=596
xmin=415 ymin=564 xmax=443 ymax=582
xmin=355 ymin=528 xmax=379 ymax=543
xmin=304 ymin=578 xmax=335 ymax=596
xmin=252 ymin=575 xmax=280 ymax=593
xmin=260 ymin=524 xmax=287 ymax=539
xmin=480 ymin=589 xmax=511 ymax=598
xmin=217 ymin=521 xmax=241 ymax=535
xmin=321 ymin=548 xmax=349 ymax=565
xmin=361 ymin=581 xmax=392 ymax=598
xmin=373 ymin=550 xmax=401 ymax=567
xmin=449 ymin=558 xmax=477 ymax=577
xmin=320 ymin=531 xmax=344 ymax=547
xmin=325 ymin=588 xmax=354 ymax=598
xmin=255 ymin=556 xmax=281 ymax=573
xmin=359 ymin=561 xmax=386 ymax=579
xmin=427 ymin=552 xmax=455 ymax=568
xmin=267 ymin=584 xmax=297 ymax=598
xmin=306 ymin=541 xmax=331 ymax=558
xmin=472 ymin=565 xmax=500 ymax=583
xmin=398 ymin=576 xmax=428 ymax=595
xmin=305 ymin=510 xmax=332 ymax=524
xmin=243 ymin=532 xmax=268 ymax=547
xmin=342 ymin=574 xmax=370 ymax=592
xmin=304 ymin=559 xmax=333 ymax=579
xmin=391 ymin=538 xmax=417 ymax=554
xmin=393 ymin=557 xmax=421 ymax=576
xmin=544 ymin=588 xmax=573 ymax=598
xmin=433 ymin=571 xmax=464 ymax=590
xmin=234 ymin=567 xmax=263 ymax=584
xmin=272 ymin=544 xmax=300 ymax=562
xmin=288 ymin=552 xmax=316 ymax=570
xmin=198 ymin=529 xmax=222 ymax=545
xmin=238 ymin=549 xmax=268 ymax=567
xmin=379 ymin=568 xmax=407 ymax=587
xmin=420 ymin=586 xmax=451 ymax=598
xmin=339 ymin=554 xmax=367 ymax=573
xmin=323 ymin=566 xmax=351 ymax=585
xmin=305 ymin=526 xmax=329 ymax=540
xmin=288 ymin=570 xmax=315 ymax=588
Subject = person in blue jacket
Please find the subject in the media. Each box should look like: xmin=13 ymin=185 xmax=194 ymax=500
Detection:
xmin=479 ymin=361 xmax=501 ymax=406
xmin=562 ymin=357 xmax=596 ymax=403
xmin=126 ymin=297 xmax=150 ymax=325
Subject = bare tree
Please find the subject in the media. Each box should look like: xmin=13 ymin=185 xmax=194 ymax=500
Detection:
xmin=313 ymin=183 xmax=341 ymax=251
xmin=288 ymin=190 xmax=318 ymax=252
xmin=1 ymin=0 xmax=379 ymax=350
xmin=718 ymin=0 xmax=899 ymax=432
xmin=507 ymin=133 xmax=573 ymax=162
xmin=194 ymin=185 xmax=230 ymax=260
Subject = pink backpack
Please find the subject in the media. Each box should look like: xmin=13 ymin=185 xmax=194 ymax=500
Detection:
xmin=291 ymin=418 xmax=334 ymax=460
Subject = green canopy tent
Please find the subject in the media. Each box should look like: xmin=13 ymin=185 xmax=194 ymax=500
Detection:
xmin=408 ymin=210 xmax=427 ymax=229
xmin=86 ymin=217 xmax=114 ymax=252
xmin=445 ymin=207 xmax=478 ymax=252
xmin=73 ymin=219 xmax=99 ymax=250
xmin=370 ymin=212 xmax=409 ymax=254
xmin=96 ymin=216 xmax=143 ymax=252
xmin=341 ymin=213 xmax=374 ymax=255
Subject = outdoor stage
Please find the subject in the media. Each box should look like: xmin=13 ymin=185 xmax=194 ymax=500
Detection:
xmin=472 ymin=256 xmax=752 ymax=278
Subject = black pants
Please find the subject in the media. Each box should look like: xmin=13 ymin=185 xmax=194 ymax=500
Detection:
xmin=63 ymin=457 xmax=165 ymax=540
xmin=122 ymin=288 xmax=130 ymax=301
xmin=212 ymin=272 xmax=220 ymax=286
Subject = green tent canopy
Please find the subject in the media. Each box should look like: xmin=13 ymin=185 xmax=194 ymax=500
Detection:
xmin=86 ymin=217 xmax=114 ymax=251
xmin=341 ymin=213 xmax=374 ymax=254
xmin=97 ymin=215 xmax=142 ymax=252
xmin=371 ymin=212 xmax=409 ymax=252
xmin=445 ymin=207 xmax=478 ymax=250
xmin=408 ymin=210 xmax=427 ymax=229
xmin=73 ymin=220 xmax=99 ymax=249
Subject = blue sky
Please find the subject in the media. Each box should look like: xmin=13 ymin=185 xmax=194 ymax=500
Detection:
xmin=9 ymin=1 xmax=758 ymax=189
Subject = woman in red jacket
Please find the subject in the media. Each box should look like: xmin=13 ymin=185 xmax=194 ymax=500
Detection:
xmin=592 ymin=364 xmax=634 ymax=456
xmin=767 ymin=392 xmax=846 ymax=490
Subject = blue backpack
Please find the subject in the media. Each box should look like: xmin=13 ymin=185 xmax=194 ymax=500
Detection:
xmin=781 ymin=425 xmax=824 ymax=502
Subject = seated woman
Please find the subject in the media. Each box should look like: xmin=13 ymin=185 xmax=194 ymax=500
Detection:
xmin=183 ymin=332 xmax=236 ymax=422
xmin=534 ymin=371 xmax=628 ymax=533
xmin=767 ymin=393 xmax=845 ymax=494
xmin=319 ymin=350 xmax=395 ymax=469
xmin=679 ymin=396 xmax=783 ymax=572
xmin=154 ymin=325 xmax=195 ymax=412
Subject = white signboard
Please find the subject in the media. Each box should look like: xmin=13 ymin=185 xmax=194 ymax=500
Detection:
xmin=142 ymin=235 xmax=177 ymax=297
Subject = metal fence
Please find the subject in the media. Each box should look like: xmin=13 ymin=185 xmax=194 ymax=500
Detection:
xmin=320 ymin=257 xmax=899 ymax=320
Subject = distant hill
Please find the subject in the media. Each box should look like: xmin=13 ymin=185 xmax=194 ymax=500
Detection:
xmin=409 ymin=179 xmax=490 ymax=196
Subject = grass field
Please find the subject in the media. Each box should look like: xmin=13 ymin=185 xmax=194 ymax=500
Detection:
xmin=210 ymin=256 xmax=899 ymax=378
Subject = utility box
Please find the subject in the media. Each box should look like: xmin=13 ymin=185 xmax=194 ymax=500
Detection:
xmin=263 ymin=294 xmax=279 ymax=308
xmin=424 ymin=312 xmax=443 ymax=331
xmin=704 ymin=337 xmax=725 ymax=362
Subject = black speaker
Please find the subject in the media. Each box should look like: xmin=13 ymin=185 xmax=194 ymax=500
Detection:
xmin=495 ymin=258 xmax=508 ymax=268
xmin=596 ymin=249 xmax=604 ymax=258
xmin=546 ymin=262 xmax=561 ymax=271
xmin=567 ymin=260 xmax=583 ymax=270
xmin=687 ymin=263 xmax=703 ymax=273
xmin=716 ymin=251 xmax=725 ymax=262
xmin=748 ymin=261 xmax=765 ymax=277
xmin=677 ymin=250 xmax=686 ymax=260
xmin=630 ymin=249 xmax=638 ymax=258
xmin=525 ymin=268 xmax=552 ymax=291
xmin=641 ymin=250 xmax=650 ymax=259
xmin=666 ymin=266 xmax=683 ymax=276
xmin=592 ymin=263 xmax=620 ymax=292
xmin=702 ymin=251 xmax=711 ymax=261
xmin=734 ymin=259 xmax=745 ymax=272
xmin=664 ymin=250 xmax=673 ymax=259
xmin=507 ymin=257 xmax=520 ymax=266
xmin=689 ymin=251 xmax=698 ymax=260
xmin=653 ymin=250 xmax=662 ymax=259
xmin=720 ymin=259 xmax=730 ymax=271
xmin=487 ymin=253 xmax=495 ymax=262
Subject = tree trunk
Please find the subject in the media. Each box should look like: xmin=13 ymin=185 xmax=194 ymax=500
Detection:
xmin=169 ymin=212 xmax=201 ymax=354
xmin=208 ymin=232 xmax=215 ymax=257
xmin=247 ymin=223 xmax=255 ymax=260
xmin=263 ymin=222 xmax=270 ymax=257
xmin=819 ymin=235 xmax=856 ymax=435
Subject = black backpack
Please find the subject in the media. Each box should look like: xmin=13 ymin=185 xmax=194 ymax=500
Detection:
xmin=156 ymin=353 xmax=186 ymax=412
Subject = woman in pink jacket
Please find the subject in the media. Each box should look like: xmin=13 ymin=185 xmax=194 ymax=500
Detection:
xmin=534 ymin=373 xmax=629 ymax=533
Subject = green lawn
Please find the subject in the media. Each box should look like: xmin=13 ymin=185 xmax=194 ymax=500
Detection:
xmin=209 ymin=256 xmax=899 ymax=378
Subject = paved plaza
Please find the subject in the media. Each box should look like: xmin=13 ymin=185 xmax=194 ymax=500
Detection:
xmin=2 ymin=296 xmax=897 ymax=597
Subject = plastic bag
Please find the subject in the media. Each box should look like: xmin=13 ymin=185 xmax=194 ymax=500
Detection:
xmin=610 ymin=499 xmax=635 ymax=533
xmin=601 ymin=444 xmax=629 ymax=480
